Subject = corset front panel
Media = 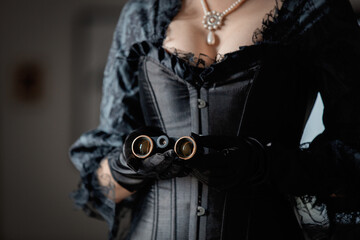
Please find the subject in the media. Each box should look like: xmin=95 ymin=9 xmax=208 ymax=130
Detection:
xmin=129 ymin=40 xmax=262 ymax=240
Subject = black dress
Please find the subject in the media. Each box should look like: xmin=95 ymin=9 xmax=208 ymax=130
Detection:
xmin=69 ymin=0 xmax=360 ymax=239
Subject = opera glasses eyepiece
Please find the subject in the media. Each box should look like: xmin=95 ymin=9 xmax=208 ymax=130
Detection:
xmin=174 ymin=136 xmax=197 ymax=160
xmin=131 ymin=135 xmax=154 ymax=158
xmin=131 ymin=134 xmax=170 ymax=159
xmin=131 ymin=134 xmax=197 ymax=160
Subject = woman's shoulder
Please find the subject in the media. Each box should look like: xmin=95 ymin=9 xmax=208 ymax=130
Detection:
xmin=262 ymin=0 xmax=358 ymax=44
xmin=118 ymin=0 xmax=154 ymax=27
xmin=283 ymin=0 xmax=354 ymax=14
xmin=122 ymin=0 xmax=153 ymax=10
xmin=282 ymin=0 xmax=357 ymax=28
xmin=111 ymin=0 xmax=160 ymax=56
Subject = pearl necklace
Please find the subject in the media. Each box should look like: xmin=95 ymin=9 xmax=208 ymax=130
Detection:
xmin=200 ymin=0 xmax=247 ymax=45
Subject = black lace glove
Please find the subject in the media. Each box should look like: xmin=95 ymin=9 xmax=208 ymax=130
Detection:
xmin=187 ymin=133 xmax=267 ymax=191
xmin=108 ymin=127 xmax=190 ymax=192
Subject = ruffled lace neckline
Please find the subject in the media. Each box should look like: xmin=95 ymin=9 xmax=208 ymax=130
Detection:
xmin=161 ymin=0 xmax=287 ymax=69
xmin=162 ymin=45 xmax=226 ymax=69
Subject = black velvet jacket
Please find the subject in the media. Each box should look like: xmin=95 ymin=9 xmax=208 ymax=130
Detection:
xmin=69 ymin=0 xmax=360 ymax=239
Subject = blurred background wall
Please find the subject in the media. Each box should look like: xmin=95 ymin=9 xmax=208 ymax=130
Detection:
xmin=0 ymin=0 xmax=126 ymax=239
xmin=0 ymin=0 xmax=359 ymax=239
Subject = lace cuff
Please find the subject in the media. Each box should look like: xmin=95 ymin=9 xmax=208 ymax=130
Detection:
xmin=70 ymin=149 xmax=137 ymax=239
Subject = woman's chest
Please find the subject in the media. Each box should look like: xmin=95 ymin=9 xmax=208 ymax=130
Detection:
xmin=162 ymin=0 xmax=281 ymax=65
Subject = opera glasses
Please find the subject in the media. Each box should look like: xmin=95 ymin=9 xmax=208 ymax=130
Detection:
xmin=131 ymin=134 xmax=197 ymax=160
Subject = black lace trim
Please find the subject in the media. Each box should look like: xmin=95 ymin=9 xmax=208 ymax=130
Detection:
xmin=162 ymin=45 xmax=225 ymax=68
xmin=294 ymin=141 xmax=360 ymax=238
xmin=252 ymin=0 xmax=286 ymax=43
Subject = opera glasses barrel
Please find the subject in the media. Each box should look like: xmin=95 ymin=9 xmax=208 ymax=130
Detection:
xmin=129 ymin=131 xmax=197 ymax=160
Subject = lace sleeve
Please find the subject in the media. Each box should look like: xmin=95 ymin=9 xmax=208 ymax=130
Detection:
xmin=68 ymin=1 xmax=148 ymax=239
xmin=264 ymin=0 xmax=360 ymax=238
xmin=301 ymin=0 xmax=360 ymax=237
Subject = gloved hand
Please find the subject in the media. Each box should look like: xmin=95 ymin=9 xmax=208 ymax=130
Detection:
xmin=187 ymin=133 xmax=267 ymax=191
xmin=108 ymin=127 xmax=190 ymax=192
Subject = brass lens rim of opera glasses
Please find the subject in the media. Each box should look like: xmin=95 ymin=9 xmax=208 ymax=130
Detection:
xmin=131 ymin=135 xmax=154 ymax=158
xmin=174 ymin=136 xmax=197 ymax=160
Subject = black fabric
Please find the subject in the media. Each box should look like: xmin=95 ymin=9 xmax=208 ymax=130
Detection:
xmin=187 ymin=134 xmax=267 ymax=191
xmin=68 ymin=0 xmax=360 ymax=239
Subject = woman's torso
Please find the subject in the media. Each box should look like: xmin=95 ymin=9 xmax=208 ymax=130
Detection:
xmin=123 ymin=0 xmax=318 ymax=239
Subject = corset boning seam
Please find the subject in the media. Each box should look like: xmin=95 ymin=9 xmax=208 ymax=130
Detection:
xmin=220 ymin=192 xmax=228 ymax=240
xmin=236 ymin=63 xmax=262 ymax=136
xmin=152 ymin=181 xmax=159 ymax=240
xmin=141 ymin=56 xmax=167 ymax=131
xmin=171 ymin=178 xmax=177 ymax=240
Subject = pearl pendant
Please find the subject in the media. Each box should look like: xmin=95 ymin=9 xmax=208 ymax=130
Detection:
xmin=207 ymin=31 xmax=215 ymax=45
xmin=201 ymin=0 xmax=248 ymax=46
